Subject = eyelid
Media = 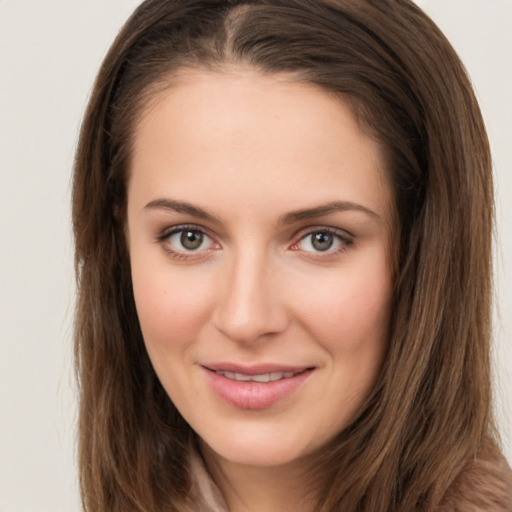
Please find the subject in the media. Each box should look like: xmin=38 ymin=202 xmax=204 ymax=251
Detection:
xmin=289 ymin=225 xmax=354 ymax=254
xmin=156 ymin=223 xmax=220 ymax=260
xmin=291 ymin=225 xmax=354 ymax=243
xmin=157 ymin=223 xmax=214 ymax=240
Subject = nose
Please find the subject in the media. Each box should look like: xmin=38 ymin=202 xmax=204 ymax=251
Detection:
xmin=213 ymin=249 xmax=289 ymax=344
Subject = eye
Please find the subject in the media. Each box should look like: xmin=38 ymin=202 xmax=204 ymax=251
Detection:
xmin=294 ymin=229 xmax=352 ymax=254
xmin=170 ymin=229 xmax=209 ymax=251
xmin=160 ymin=226 xmax=217 ymax=255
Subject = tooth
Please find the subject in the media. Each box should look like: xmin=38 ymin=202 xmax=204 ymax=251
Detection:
xmin=215 ymin=370 xmax=300 ymax=382
xmin=251 ymin=373 xmax=271 ymax=382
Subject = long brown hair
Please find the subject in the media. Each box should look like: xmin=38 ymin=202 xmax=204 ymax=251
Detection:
xmin=72 ymin=0 xmax=496 ymax=510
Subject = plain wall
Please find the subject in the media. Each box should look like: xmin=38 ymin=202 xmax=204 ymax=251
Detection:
xmin=0 ymin=1 xmax=510 ymax=510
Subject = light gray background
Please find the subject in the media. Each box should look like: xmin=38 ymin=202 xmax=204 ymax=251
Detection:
xmin=0 ymin=1 xmax=510 ymax=510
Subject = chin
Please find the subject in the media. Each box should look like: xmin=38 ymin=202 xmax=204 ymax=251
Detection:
xmin=198 ymin=421 xmax=329 ymax=469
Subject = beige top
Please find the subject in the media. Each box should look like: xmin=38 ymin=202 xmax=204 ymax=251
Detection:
xmin=186 ymin=449 xmax=229 ymax=512
xmin=184 ymin=445 xmax=512 ymax=511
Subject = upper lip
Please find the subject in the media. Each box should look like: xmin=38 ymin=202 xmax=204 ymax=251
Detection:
xmin=202 ymin=362 xmax=313 ymax=375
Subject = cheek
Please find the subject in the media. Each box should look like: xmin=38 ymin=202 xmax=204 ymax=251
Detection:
xmin=293 ymin=258 xmax=392 ymax=357
xmin=131 ymin=258 xmax=215 ymax=351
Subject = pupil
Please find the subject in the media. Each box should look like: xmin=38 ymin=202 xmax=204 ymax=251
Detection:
xmin=312 ymin=232 xmax=333 ymax=251
xmin=181 ymin=230 xmax=203 ymax=250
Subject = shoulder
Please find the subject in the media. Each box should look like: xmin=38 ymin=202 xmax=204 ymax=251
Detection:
xmin=437 ymin=446 xmax=512 ymax=511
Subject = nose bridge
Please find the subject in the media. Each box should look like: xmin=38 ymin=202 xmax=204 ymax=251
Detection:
xmin=214 ymin=244 xmax=287 ymax=343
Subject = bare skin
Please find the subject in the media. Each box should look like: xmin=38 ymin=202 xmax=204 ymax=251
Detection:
xmin=127 ymin=67 xmax=394 ymax=511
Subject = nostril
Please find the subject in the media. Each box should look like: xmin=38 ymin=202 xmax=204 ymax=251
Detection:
xmin=213 ymin=263 xmax=289 ymax=343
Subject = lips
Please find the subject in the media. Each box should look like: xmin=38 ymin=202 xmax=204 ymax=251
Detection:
xmin=213 ymin=370 xmax=300 ymax=382
xmin=202 ymin=363 xmax=313 ymax=410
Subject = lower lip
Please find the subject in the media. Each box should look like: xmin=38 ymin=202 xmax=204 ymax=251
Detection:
xmin=203 ymin=368 xmax=313 ymax=410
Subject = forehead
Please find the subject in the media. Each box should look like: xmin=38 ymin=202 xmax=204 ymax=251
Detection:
xmin=129 ymin=68 xmax=392 ymax=225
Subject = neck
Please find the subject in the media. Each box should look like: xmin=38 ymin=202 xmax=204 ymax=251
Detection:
xmin=200 ymin=442 xmax=317 ymax=512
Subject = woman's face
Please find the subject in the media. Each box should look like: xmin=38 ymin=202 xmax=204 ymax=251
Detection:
xmin=127 ymin=68 xmax=394 ymax=469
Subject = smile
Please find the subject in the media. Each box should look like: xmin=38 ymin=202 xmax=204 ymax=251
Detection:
xmin=213 ymin=370 xmax=300 ymax=382
xmin=203 ymin=365 xmax=314 ymax=409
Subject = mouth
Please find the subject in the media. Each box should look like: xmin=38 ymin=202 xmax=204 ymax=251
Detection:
xmin=201 ymin=363 xmax=314 ymax=410
xmin=211 ymin=369 xmax=306 ymax=383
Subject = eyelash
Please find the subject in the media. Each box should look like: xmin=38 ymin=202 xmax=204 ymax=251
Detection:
xmin=156 ymin=224 xmax=218 ymax=261
xmin=291 ymin=228 xmax=354 ymax=258
xmin=156 ymin=224 xmax=354 ymax=261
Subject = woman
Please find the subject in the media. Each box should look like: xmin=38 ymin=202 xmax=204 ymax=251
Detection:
xmin=72 ymin=0 xmax=512 ymax=510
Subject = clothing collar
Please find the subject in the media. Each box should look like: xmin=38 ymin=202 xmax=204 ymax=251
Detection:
xmin=186 ymin=447 xmax=229 ymax=512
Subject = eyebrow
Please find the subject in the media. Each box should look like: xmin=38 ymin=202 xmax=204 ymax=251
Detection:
xmin=144 ymin=198 xmax=380 ymax=224
xmin=280 ymin=201 xmax=381 ymax=224
xmin=144 ymin=198 xmax=221 ymax=223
